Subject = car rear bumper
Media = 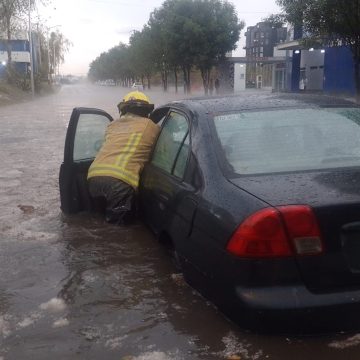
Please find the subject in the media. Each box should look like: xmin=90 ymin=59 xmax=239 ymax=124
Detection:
xmin=181 ymin=259 xmax=360 ymax=332
xmin=232 ymin=285 xmax=360 ymax=332
xmin=235 ymin=285 xmax=360 ymax=311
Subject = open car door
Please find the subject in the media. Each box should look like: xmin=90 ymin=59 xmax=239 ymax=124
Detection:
xmin=59 ymin=107 xmax=113 ymax=214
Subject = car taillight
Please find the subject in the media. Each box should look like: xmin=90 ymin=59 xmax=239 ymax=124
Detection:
xmin=226 ymin=206 xmax=323 ymax=258
xmin=226 ymin=208 xmax=292 ymax=257
xmin=278 ymin=205 xmax=323 ymax=256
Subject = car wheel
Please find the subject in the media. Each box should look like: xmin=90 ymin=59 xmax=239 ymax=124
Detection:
xmin=171 ymin=248 xmax=182 ymax=273
xmin=159 ymin=232 xmax=182 ymax=272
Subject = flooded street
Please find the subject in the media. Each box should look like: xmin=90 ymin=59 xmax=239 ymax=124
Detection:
xmin=1 ymin=83 xmax=360 ymax=359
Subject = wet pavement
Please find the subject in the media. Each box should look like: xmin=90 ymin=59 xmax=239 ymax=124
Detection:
xmin=1 ymin=83 xmax=360 ymax=359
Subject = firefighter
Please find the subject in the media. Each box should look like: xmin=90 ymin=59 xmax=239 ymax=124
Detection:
xmin=87 ymin=91 xmax=160 ymax=224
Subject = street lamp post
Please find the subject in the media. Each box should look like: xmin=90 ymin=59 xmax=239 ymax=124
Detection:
xmin=28 ymin=0 xmax=35 ymax=97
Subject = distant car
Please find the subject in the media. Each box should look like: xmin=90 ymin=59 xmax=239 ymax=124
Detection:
xmin=59 ymin=93 xmax=360 ymax=331
xmin=132 ymin=82 xmax=144 ymax=91
xmin=96 ymin=79 xmax=115 ymax=86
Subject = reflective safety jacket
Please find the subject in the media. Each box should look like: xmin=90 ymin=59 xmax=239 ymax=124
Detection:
xmin=87 ymin=113 xmax=160 ymax=188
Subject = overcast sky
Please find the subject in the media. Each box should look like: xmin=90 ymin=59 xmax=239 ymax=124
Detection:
xmin=37 ymin=0 xmax=281 ymax=75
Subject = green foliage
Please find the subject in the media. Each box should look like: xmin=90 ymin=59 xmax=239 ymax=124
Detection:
xmin=128 ymin=26 xmax=158 ymax=87
xmin=276 ymin=0 xmax=309 ymax=27
xmin=88 ymin=44 xmax=134 ymax=85
xmin=262 ymin=13 xmax=286 ymax=28
xmin=277 ymin=0 xmax=360 ymax=44
xmin=149 ymin=0 xmax=243 ymax=92
xmin=49 ymin=30 xmax=72 ymax=76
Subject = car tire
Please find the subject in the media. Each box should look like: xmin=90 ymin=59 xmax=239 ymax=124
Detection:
xmin=159 ymin=232 xmax=182 ymax=273
xmin=171 ymin=248 xmax=182 ymax=273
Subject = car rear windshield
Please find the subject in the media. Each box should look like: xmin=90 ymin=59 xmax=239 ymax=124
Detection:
xmin=213 ymin=107 xmax=360 ymax=175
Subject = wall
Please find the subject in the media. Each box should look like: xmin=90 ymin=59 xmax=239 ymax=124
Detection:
xmin=300 ymin=50 xmax=325 ymax=90
xmin=291 ymin=50 xmax=301 ymax=91
xmin=234 ymin=63 xmax=246 ymax=91
xmin=0 ymin=39 xmax=31 ymax=78
xmin=291 ymin=46 xmax=356 ymax=95
xmin=217 ymin=61 xmax=234 ymax=93
xmin=0 ymin=50 xmax=30 ymax=63
xmin=323 ymin=46 xmax=355 ymax=95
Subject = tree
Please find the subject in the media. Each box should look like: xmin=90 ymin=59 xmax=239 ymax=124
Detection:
xmin=88 ymin=52 xmax=113 ymax=82
xmin=262 ymin=13 xmax=286 ymax=28
xmin=129 ymin=26 xmax=157 ymax=89
xmin=192 ymin=0 xmax=244 ymax=94
xmin=48 ymin=30 xmax=71 ymax=77
xmin=148 ymin=4 xmax=180 ymax=92
xmin=107 ymin=44 xmax=133 ymax=86
xmin=88 ymin=44 xmax=134 ymax=86
xmin=149 ymin=0 xmax=243 ymax=94
xmin=276 ymin=0 xmax=360 ymax=98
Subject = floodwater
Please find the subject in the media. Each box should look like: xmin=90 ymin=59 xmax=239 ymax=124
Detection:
xmin=1 ymin=83 xmax=360 ymax=359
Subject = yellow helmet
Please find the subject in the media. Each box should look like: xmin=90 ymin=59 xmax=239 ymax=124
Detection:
xmin=117 ymin=91 xmax=154 ymax=116
xmin=123 ymin=91 xmax=150 ymax=103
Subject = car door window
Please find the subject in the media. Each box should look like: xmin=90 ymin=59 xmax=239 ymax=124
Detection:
xmin=173 ymin=133 xmax=190 ymax=178
xmin=151 ymin=112 xmax=189 ymax=174
xmin=73 ymin=113 xmax=110 ymax=161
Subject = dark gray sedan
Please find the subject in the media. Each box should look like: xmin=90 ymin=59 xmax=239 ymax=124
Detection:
xmin=60 ymin=93 xmax=360 ymax=332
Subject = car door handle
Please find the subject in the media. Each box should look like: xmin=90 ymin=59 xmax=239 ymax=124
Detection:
xmin=342 ymin=222 xmax=360 ymax=233
xmin=159 ymin=194 xmax=169 ymax=202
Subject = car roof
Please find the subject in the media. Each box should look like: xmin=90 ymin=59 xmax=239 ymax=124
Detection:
xmin=166 ymin=93 xmax=359 ymax=115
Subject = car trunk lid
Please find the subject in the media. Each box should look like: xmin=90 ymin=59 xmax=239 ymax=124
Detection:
xmin=230 ymin=169 xmax=360 ymax=293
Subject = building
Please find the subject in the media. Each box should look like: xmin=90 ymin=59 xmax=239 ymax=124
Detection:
xmin=277 ymin=27 xmax=356 ymax=95
xmin=0 ymin=30 xmax=41 ymax=79
xmin=244 ymin=22 xmax=287 ymax=88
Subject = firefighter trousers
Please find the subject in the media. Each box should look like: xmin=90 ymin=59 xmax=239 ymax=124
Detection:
xmin=88 ymin=176 xmax=136 ymax=225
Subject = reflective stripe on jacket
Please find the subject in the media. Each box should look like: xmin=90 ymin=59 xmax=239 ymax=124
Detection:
xmin=87 ymin=113 xmax=160 ymax=188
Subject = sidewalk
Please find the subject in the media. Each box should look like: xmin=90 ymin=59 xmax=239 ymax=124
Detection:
xmin=0 ymin=81 xmax=61 ymax=107
xmin=0 ymin=81 xmax=32 ymax=107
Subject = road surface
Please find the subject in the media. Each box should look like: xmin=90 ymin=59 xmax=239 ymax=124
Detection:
xmin=0 ymin=83 xmax=359 ymax=359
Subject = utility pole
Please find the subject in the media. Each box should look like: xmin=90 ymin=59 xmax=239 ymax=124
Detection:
xmin=28 ymin=0 xmax=35 ymax=97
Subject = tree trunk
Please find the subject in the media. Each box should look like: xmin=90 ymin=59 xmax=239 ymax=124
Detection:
xmin=174 ymin=67 xmax=178 ymax=93
xmin=182 ymin=66 xmax=187 ymax=94
xmin=200 ymin=68 xmax=211 ymax=95
xmin=186 ymin=65 xmax=191 ymax=93
xmin=5 ymin=15 xmax=13 ymax=83
xmin=147 ymin=75 xmax=151 ymax=89
xmin=141 ymin=75 xmax=145 ymax=89
xmin=182 ymin=65 xmax=191 ymax=94
xmin=6 ymin=25 xmax=12 ymax=64
xmin=161 ymin=70 xmax=168 ymax=92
